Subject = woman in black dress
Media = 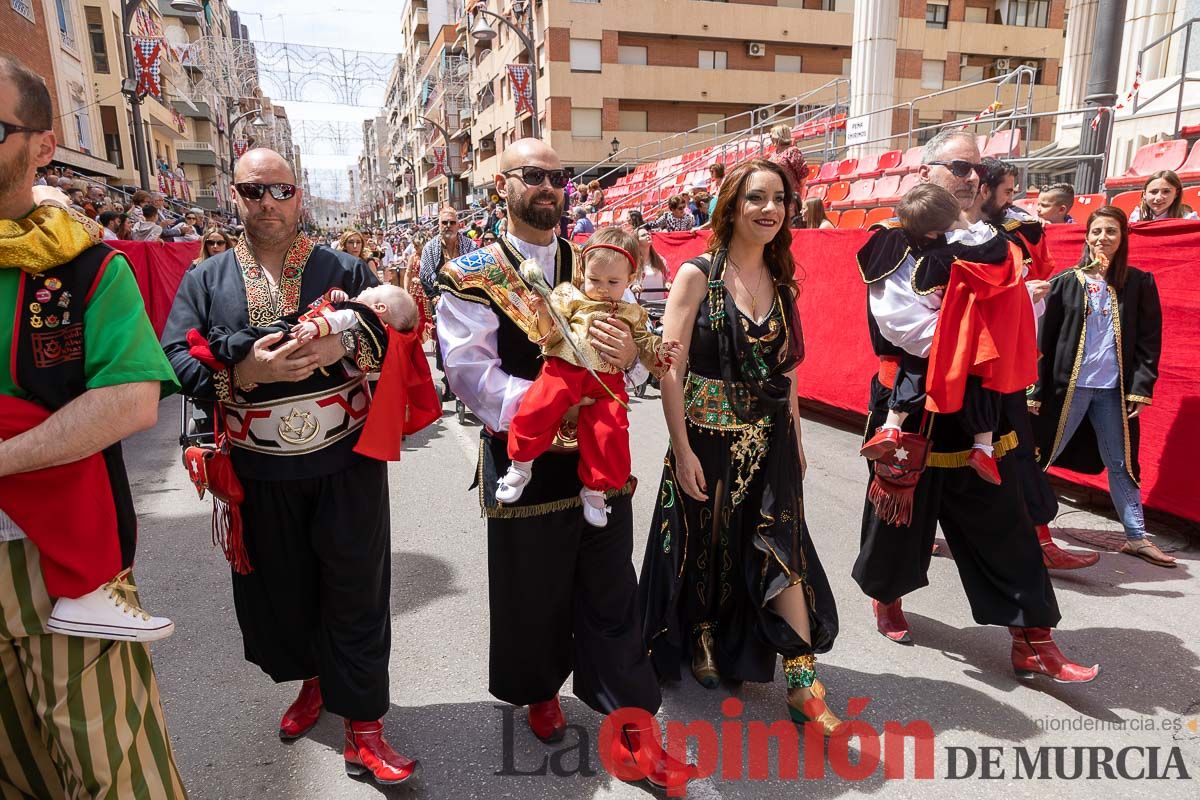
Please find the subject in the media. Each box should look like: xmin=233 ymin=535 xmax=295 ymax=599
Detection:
xmin=638 ymin=159 xmax=841 ymax=732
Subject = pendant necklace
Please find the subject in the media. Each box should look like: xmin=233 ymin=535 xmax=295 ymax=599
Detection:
xmin=728 ymin=256 xmax=766 ymax=320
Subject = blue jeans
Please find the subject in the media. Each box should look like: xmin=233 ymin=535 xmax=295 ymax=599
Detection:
xmin=1050 ymin=386 xmax=1146 ymax=540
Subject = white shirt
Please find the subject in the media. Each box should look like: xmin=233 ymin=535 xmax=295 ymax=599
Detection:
xmin=101 ymin=227 xmax=119 ymax=241
xmin=437 ymin=231 xmax=646 ymax=432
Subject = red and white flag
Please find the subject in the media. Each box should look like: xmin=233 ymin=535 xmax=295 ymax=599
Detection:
xmin=1091 ymin=69 xmax=1142 ymax=131
xmin=507 ymin=64 xmax=534 ymax=117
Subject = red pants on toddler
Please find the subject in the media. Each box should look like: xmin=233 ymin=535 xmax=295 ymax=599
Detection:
xmin=507 ymin=357 xmax=630 ymax=491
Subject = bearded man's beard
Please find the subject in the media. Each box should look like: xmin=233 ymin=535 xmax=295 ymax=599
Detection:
xmin=0 ymin=146 xmax=31 ymax=202
xmin=509 ymin=189 xmax=564 ymax=231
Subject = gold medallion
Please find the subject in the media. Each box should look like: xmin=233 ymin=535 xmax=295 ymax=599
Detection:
xmin=30 ymin=315 xmax=43 ymax=328
xmin=278 ymin=408 xmax=320 ymax=445
xmin=29 ymin=302 xmax=41 ymax=314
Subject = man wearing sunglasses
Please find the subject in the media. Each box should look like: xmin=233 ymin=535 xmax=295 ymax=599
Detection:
xmin=436 ymin=138 xmax=696 ymax=792
xmin=854 ymin=129 xmax=1098 ymax=683
xmin=0 ymin=56 xmax=188 ymax=798
xmin=162 ymin=147 xmax=420 ymax=786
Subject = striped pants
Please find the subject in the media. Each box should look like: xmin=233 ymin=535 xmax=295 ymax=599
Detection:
xmin=0 ymin=539 xmax=187 ymax=799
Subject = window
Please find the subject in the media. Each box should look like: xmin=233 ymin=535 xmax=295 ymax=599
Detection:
xmin=617 ymin=45 xmax=647 ymax=66
xmin=569 ymin=39 xmax=602 ymax=72
xmin=698 ymin=50 xmax=727 ymax=70
xmin=961 ymin=64 xmax=985 ymax=82
xmin=73 ymin=110 xmax=91 ymax=154
xmin=775 ymin=55 xmax=803 ymax=73
xmin=925 ymin=2 xmax=949 ymax=28
xmin=697 ymin=113 xmax=725 ymax=134
xmin=85 ymin=6 xmax=108 ymax=74
xmin=821 ymin=0 xmax=840 ymax=9
xmin=55 ymin=0 xmax=76 ymax=50
xmin=965 ymin=6 xmax=989 ymax=23
xmin=1006 ymin=0 xmax=1050 ymax=27
xmin=619 ymin=110 xmax=647 ymax=131
xmin=921 ymin=60 xmax=944 ymax=90
xmin=842 ymin=57 xmax=852 ymax=76
xmin=916 ymin=120 xmax=941 ymax=145
xmin=571 ymin=108 xmax=602 ymax=138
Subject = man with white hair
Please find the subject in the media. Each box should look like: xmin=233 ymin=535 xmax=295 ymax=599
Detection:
xmin=852 ymin=129 xmax=1099 ymax=684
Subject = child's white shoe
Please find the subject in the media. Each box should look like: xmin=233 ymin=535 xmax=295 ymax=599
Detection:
xmin=46 ymin=572 xmax=174 ymax=642
xmin=496 ymin=461 xmax=533 ymax=504
xmin=580 ymin=488 xmax=610 ymax=528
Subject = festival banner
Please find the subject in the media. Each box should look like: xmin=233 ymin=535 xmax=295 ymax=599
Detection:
xmin=431 ymin=146 xmax=447 ymax=177
xmin=132 ymin=38 xmax=164 ymax=99
xmin=507 ymin=64 xmax=534 ymax=117
xmin=233 ymin=138 xmax=250 ymax=157
xmin=157 ymin=173 xmax=168 ymax=194
xmin=1092 ymin=69 xmax=1142 ymax=130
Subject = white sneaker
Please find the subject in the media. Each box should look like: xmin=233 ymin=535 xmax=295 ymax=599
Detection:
xmin=580 ymin=489 xmax=610 ymax=528
xmin=47 ymin=572 xmax=174 ymax=642
xmin=496 ymin=461 xmax=533 ymax=504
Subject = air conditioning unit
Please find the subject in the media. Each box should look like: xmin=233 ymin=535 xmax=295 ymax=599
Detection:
xmin=1023 ymin=60 xmax=1039 ymax=69
xmin=994 ymin=58 xmax=1011 ymax=72
xmin=959 ymin=54 xmax=970 ymax=68
xmin=480 ymin=139 xmax=495 ymax=151
xmin=747 ymin=42 xmax=766 ymax=58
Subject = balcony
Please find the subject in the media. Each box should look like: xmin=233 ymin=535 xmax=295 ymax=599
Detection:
xmin=195 ymin=188 xmax=221 ymax=211
xmin=177 ymin=141 xmax=218 ymax=166
xmin=173 ymin=99 xmax=213 ymax=120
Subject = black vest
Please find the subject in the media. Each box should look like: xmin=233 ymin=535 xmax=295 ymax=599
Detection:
xmin=11 ymin=244 xmax=138 ymax=566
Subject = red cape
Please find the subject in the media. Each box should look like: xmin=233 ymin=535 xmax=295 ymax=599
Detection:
xmin=0 ymin=395 xmax=121 ymax=597
xmin=926 ymin=242 xmax=1040 ymax=413
xmin=353 ymin=328 xmax=441 ymax=461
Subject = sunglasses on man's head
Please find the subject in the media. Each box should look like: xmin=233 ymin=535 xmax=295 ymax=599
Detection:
xmin=928 ymin=160 xmax=988 ymax=180
xmin=0 ymin=120 xmax=48 ymax=144
xmin=502 ymin=166 xmax=569 ymax=189
xmin=234 ymin=182 xmax=297 ymax=201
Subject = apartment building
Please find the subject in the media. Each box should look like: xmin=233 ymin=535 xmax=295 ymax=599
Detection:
xmin=357 ymin=114 xmax=390 ymax=222
xmin=451 ymin=0 xmax=1066 ymax=195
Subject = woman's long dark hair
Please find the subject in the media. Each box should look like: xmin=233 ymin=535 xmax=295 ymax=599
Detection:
xmin=706 ymin=158 xmax=798 ymax=293
xmin=1079 ymin=206 xmax=1131 ymax=290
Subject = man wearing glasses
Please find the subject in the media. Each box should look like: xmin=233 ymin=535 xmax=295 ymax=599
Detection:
xmin=0 ymin=56 xmax=187 ymax=798
xmin=419 ymin=206 xmax=475 ymax=401
xmin=161 ymin=148 xmax=420 ymax=786
xmin=436 ymin=138 xmax=696 ymax=792
xmin=853 ymin=129 xmax=1098 ymax=683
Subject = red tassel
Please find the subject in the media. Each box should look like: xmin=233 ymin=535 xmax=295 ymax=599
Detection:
xmin=212 ymin=498 xmax=252 ymax=575
xmin=868 ymin=477 xmax=916 ymax=527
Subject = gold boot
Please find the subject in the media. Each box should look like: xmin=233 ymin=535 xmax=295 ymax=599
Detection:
xmin=691 ymin=623 xmax=720 ymax=689
xmin=784 ymin=655 xmax=843 ymax=736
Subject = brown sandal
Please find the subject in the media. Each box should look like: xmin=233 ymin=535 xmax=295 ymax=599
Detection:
xmin=1119 ymin=539 xmax=1177 ymax=568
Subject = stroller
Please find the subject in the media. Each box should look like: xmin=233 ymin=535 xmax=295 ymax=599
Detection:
xmin=632 ymin=297 xmax=668 ymax=399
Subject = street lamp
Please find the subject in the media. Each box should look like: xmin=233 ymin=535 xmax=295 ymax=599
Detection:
xmin=419 ymin=114 xmax=465 ymax=209
xmin=469 ymin=1 xmax=540 ymax=139
xmin=610 ymin=137 xmax=620 ymax=156
xmin=391 ymin=150 xmax=420 ymax=223
xmin=168 ymin=0 xmax=205 ymax=11
xmin=119 ymin=0 xmax=155 ymax=190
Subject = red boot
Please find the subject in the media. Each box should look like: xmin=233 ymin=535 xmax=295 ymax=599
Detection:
xmin=612 ymin=724 xmax=698 ymax=793
xmin=1036 ymin=525 xmax=1100 ymax=570
xmin=527 ymin=695 xmax=566 ymax=743
xmin=966 ymin=449 xmax=1002 ymax=484
xmin=1009 ymin=627 xmax=1099 ymax=683
xmin=278 ymin=677 xmax=322 ymax=740
xmin=860 ymin=427 xmax=901 ymax=460
xmin=343 ymin=719 xmax=419 ymax=785
xmin=872 ymin=598 xmax=912 ymax=644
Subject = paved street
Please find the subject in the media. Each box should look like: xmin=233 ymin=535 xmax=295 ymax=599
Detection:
xmin=126 ymin=350 xmax=1199 ymax=799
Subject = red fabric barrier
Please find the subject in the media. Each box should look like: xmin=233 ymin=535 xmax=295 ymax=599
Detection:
xmin=109 ymin=240 xmax=200 ymax=336
xmin=651 ymin=223 xmax=1200 ymax=522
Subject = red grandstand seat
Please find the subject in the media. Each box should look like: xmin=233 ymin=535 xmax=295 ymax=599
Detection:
xmin=806 ymin=164 xmax=820 ymax=182
xmin=836 ymin=159 xmax=859 ymax=179
xmin=886 ymin=146 xmax=924 ymax=176
xmin=823 ymin=209 xmax=840 ymax=227
xmin=982 ymin=129 xmax=1022 ymax=157
xmin=825 ymin=181 xmax=851 ymax=204
xmin=1176 ymin=140 xmax=1200 ymax=181
xmin=872 ymin=174 xmax=903 ymax=204
xmin=860 ymin=150 xmax=902 ymax=178
xmin=1109 ymin=190 xmax=1141 ymax=216
xmin=1183 ymin=185 xmax=1200 ymax=212
xmin=864 ymin=207 xmax=896 ymax=227
xmin=976 ymin=135 xmax=988 ymax=154
xmin=806 ymin=183 xmax=827 ymax=201
xmin=837 ymin=208 xmax=866 ymax=229
xmin=812 ymin=161 xmax=839 ymax=184
xmin=1105 ymin=140 xmax=1189 ymax=190
xmin=844 ymin=179 xmax=877 ymax=209
xmin=896 ymin=172 xmax=921 ymax=198
xmin=1070 ymin=193 xmax=1105 ymax=220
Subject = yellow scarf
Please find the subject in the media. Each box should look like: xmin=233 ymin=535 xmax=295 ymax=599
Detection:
xmin=0 ymin=205 xmax=104 ymax=275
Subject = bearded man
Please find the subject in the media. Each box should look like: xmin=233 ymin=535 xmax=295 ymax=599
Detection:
xmin=161 ymin=148 xmax=419 ymax=786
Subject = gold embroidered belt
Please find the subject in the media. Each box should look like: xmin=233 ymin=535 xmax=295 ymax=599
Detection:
xmin=684 ymin=374 xmax=771 ymax=432
xmin=222 ymin=377 xmax=370 ymax=455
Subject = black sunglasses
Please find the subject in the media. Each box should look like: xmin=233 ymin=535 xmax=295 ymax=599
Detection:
xmin=928 ymin=160 xmax=988 ymax=180
xmin=206 ymin=239 xmax=227 ymax=246
xmin=502 ymin=166 xmax=569 ymax=189
xmin=0 ymin=120 xmax=48 ymax=144
xmin=234 ymin=182 xmax=297 ymax=201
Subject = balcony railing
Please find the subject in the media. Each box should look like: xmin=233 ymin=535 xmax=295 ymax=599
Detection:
xmin=178 ymin=141 xmax=214 ymax=151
